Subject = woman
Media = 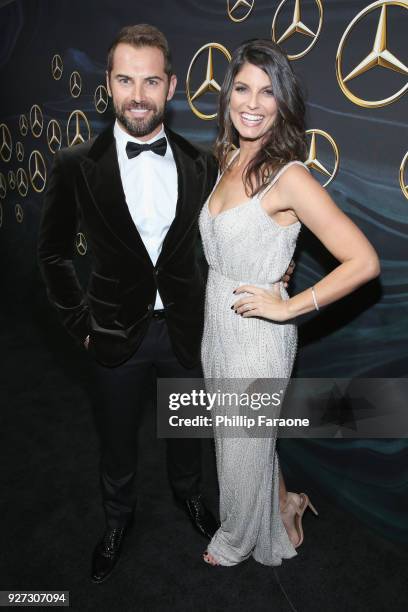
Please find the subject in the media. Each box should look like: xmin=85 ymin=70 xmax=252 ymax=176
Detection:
xmin=198 ymin=39 xmax=380 ymax=567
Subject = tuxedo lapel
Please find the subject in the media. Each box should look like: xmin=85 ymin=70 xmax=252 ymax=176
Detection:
xmin=157 ymin=127 xmax=205 ymax=266
xmin=80 ymin=125 xmax=153 ymax=265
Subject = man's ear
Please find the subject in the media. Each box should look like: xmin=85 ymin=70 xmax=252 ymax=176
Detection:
xmin=106 ymin=70 xmax=112 ymax=97
xmin=167 ymin=74 xmax=177 ymax=101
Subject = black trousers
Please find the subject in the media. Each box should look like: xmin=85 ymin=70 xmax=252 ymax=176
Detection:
xmin=89 ymin=316 xmax=203 ymax=527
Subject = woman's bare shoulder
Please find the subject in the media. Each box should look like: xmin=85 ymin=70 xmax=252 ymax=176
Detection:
xmin=274 ymin=162 xmax=314 ymax=190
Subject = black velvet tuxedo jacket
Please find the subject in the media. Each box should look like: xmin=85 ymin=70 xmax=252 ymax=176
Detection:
xmin=38 ymin=124 xmax=219 ymax=367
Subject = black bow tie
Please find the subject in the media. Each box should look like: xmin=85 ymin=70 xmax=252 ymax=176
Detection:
xmin=126 ymin=137 xmax=167 ymax=159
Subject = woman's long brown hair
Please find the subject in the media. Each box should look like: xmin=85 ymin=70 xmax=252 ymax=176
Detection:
xmin=215 ymin=39 xmax=308 ymax=196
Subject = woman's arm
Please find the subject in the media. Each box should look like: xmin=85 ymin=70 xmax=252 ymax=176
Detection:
xmin=233 ymin=165 xmax=380 ymax=320
xmin=281 ymin=165 xmax=380 ymax=317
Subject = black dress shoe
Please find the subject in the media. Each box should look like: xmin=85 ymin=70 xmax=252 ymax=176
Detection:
xmin=180 ymin=494 xmax=218 ymax=540
xmin=91 ymin=525 xmax=129 ymax=584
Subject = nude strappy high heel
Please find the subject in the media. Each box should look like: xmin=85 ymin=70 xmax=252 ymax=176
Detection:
xmin=282 ymin=492 xmax=319 ymax=549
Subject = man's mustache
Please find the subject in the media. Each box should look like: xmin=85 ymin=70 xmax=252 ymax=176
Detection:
xmin=123 ymin=102 xmax=156 ymax=112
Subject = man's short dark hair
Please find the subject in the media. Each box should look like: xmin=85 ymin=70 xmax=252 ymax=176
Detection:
xmin=107 ymin=24 xmax=173 ymax=77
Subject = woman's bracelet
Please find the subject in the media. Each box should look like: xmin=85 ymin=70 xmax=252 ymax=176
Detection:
xmin=311 ymin=286 xmax=319 ymax=311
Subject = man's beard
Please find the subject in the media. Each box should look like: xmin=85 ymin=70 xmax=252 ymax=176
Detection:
xmin=114 ymin=100 xmax=165 ymax=138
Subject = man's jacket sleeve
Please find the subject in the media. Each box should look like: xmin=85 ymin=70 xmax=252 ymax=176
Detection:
xmin=37 ymin=151 xmax=89 ymax=343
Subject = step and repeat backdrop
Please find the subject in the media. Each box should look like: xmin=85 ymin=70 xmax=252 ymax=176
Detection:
xmin=0 ymin=0 xmax=407 ymax=541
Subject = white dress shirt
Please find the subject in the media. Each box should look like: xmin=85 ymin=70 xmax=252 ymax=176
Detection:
xmin=114 ymin=120 xmax=178 ymax=310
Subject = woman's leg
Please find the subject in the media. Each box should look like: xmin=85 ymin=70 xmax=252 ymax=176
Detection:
xmin=279 ymin=466 xmax=288 ymax=508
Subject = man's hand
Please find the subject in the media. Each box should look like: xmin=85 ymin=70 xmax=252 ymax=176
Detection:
xmin=84 ymin=335 xmax=90 ymax=350
xmin=281 ymin=259 xmax=296 ymax=288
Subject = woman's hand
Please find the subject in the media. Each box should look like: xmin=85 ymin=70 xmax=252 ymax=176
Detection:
xmin=232 ymin=283 xmax=290 ymax=321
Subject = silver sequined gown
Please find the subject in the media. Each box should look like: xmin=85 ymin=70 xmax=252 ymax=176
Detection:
xmin=198 ymin=157 xmax=310 ymax=566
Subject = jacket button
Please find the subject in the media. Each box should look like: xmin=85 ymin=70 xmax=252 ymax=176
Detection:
xmin=147 ymin=304 xmax=153 ymax=311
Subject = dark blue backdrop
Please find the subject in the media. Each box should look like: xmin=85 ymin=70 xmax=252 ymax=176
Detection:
xmin=0 ymin=0 xmax=407 ymax=543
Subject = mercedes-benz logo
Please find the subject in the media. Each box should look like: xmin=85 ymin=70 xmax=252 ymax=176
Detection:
xmin=75 ymin=232 xmax=87 ymax=256
xmin=400 ymin=151 xmax=408 ymax=200
xmin=19 ymin=114 xmax=28 ymax=137
xmin=47 ymin=119 xmax=62 ymax=154
xmin=8 ymin=170 xmax=16 ymax=190
xmin=70 ymin=71 xmax=82 ymax=98
xmin=186 ymin=43 xmax=232 ymax=120
xmin=336 ymin=1 xmax=408 ymax=108
xmin=29 ymin=150 xmax=47 ymax=193
xmin=227 ymin=0 xmax=255 ymax=23
xmin=94 ymin=85 xmax=109 ymax=114
xmin=15 ymin=203 xmax=24 ymax=224
xmin=16 ymin=167 xmax=29 ymax=197
xmin=0 ymin=173 xmax=7 ymax=199
xmin=66 ymin=110 xmax=91 ymax=147
xmin=305 ymin=129 xmax=339 ymax=187
xmin=30 ymin=104 xmax=44 ymax=138
xmin=16 ymin=141 xmax=24 ymax=162
xmin=0 ymin=123 xmax=12 ymax=162
xmin=272 ymin=0 xmax=323 ymax=60
xmin=51 ymin=53 xmax=63 ymax=80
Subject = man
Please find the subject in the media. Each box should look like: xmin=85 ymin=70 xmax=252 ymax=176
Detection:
xmin=38 ymin=24 xmax=219 ymax=584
